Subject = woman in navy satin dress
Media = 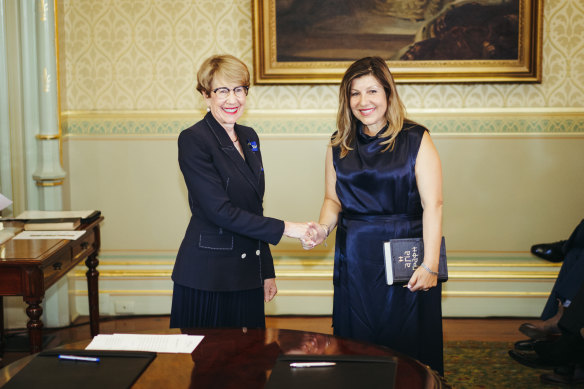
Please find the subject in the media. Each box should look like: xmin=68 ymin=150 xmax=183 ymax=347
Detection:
xmin=305 ymin=57 xmax=445 ymax=374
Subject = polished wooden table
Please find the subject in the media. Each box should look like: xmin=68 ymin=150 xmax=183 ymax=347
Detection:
xmin=0 ymin=328 xmax=448 ymax=388
xmin=0 ymin=218 xmax=103 ymax=354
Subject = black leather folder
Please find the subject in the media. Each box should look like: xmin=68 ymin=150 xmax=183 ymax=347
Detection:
xmin=265 ymin=354 xmax=397 ymax=389
xmin=2 ymin=349 xmax=156 ymax=389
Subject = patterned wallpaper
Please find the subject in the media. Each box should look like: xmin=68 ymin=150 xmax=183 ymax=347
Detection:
xmin=58 ymin=0 xmax=584 ymax=133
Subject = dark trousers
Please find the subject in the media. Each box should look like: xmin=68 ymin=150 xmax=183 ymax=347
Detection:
xmin=558 ymin=280 xmax=584 ymax=336
xmin=541 ymin=219 xmax=584 ymax=320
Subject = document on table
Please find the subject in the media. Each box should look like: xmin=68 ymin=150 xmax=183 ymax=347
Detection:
xmin=86 ymin=334 xmax=205 ymax=354
xmin=13 ymin=231 xmax=86 ymax=240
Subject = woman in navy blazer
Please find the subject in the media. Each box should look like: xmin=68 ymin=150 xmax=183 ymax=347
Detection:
xmin=170 ymin=55 xmax=310 ymax=329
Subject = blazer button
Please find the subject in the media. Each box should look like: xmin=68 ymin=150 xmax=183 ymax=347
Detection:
xmin=256 ymin=250 xmax=260 ymax=256
xmin=241 ymin=253 xmax=247 ymax=259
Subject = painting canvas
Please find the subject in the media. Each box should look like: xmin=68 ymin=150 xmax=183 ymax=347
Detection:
xmin=252 ymin=0 xmax=542 ymax=84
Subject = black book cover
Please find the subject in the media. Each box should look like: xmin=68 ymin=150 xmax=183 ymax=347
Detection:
xmin=2 ymin=210 xmax=101 ymax=224
xmin=2 ymin=349 xmax=155 ymax=389
xmin=265 ymin=354 xmax=397 ymax=389
xmin=384 ymin=236 xmax=448 ymax=285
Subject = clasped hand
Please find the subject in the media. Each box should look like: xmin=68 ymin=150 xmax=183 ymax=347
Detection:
xmin=300 ymin=222 xmax=327 ymax=250
xmin=283 ymin=221 xmax=327 ymax=249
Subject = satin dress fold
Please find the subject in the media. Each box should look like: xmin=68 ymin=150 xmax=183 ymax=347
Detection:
xmin=332 ymin=123 xmax=444 ymax=375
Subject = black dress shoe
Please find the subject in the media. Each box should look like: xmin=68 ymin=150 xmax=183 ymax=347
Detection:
xmin=514 ymin=339 xmax=538 ymax=351
xmin=530 ymin=240 xmax=566 ymax=262
xmin=509 ymin=334 xmax=584 ymax=369
xmin=508 ymin=349 xmax=559 ymax=369
xmin=518 ymin=322 xmax=560 ymax=340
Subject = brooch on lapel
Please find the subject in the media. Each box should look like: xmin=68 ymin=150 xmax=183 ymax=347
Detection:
xmin=247 ymin=140 xmax=259 ymax=152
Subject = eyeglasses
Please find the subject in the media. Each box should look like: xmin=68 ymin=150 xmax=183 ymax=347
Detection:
xmin=212 ymin=86 xmax=249 ymax=99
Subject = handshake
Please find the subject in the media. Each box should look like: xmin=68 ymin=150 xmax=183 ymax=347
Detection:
xmin=284 ymin=221 xmax=330 ymax=250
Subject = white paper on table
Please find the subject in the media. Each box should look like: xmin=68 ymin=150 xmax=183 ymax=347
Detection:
xmin=13 ymin=230 xmax=86 ymax=240
xmin=0 ymin=193 xmax=12 ymax=211
xmin=85 ymin=333 xmax=205 ymax=354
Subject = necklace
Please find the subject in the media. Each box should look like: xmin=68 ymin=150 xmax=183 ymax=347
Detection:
xmin=231 ymin=135 xmax=238 ymax=143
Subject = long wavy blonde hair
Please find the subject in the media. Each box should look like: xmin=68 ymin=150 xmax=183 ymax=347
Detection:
xmin=333 ymin=57 xmax=408 ymax=158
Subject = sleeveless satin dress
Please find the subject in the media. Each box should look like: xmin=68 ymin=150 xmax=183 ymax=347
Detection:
xmin=332 ymin=123 xmax=444 ymax=375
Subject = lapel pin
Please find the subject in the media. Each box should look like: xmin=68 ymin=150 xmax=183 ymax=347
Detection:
xmin=247 ymin=140 xmax=258 ymax=152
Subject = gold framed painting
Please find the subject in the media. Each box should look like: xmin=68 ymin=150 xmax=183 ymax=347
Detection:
xmin=252 ymin=0 xmax=543 ymax=84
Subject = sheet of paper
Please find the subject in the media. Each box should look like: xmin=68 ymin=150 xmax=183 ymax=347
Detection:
xmin=85 ymin=333 xmax=204 ymax=354
xmin=14 ymin=210 xmax=96 ymax=219
xmin=0 ymin=193 xmax=12 ymax=211
xmin=13 ymin=230 xmax=86 ymax=240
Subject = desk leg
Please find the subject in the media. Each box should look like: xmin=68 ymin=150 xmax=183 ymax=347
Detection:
xmin=24 ymin=297 xmax=43 ymax=354
xmin=86 ymin=252 xmax=100 ymax=337
xmin=0 ymin=296 xmax=4 ymax=356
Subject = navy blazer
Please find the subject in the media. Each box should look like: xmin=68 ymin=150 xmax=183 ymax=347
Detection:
xmin=172 ymin=113 xmax=285 ymax=292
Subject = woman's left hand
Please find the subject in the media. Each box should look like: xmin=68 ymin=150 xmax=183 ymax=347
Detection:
xmin=264 ymin=278 xmax=277 ymax=302
xmin=407 ymin=265 xmax=438 ymax=292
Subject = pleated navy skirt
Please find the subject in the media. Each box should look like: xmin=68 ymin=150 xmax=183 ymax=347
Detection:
xmin=170 ymin=283 xmax=266 ymax=329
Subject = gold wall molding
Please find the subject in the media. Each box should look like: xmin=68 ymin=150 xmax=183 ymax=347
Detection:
xmin=62 ymin=133 xmax=584 ymax=142
xmin=71 ymin=289 xmax=172 ymax=296
xmin=62 ymin=107 xmax=584 ymax=120
xmin=71 ymin=270 xmax=171 ymax=278
xmin=36 ymin=133 xmax=61 ymax=140
xmin=71 ymin=269 xmax=558 ymax=281
xmin=69 ymin=258 xmax=560 ymax=268
xmin=443 ymin=291 xmax=550 ymax=298
xmin=35 ymin=179 xmax=64 ymax=187
xmin=68 ymin=289 xmax=550 ymax=299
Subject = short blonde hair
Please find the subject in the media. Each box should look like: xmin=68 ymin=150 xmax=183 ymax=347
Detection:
xmin=333 ymin=57 xmax=408 ymax=158
xmin=196 ymin=55 xmax=250 ymax=96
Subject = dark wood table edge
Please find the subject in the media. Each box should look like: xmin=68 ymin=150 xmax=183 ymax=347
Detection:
xmin=0 ymin=327 xmax=448 ymax=388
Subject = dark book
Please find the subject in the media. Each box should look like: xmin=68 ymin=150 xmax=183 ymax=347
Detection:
xmin=79 ymin=210 xmax=101 ymax=224
xmin=5 ymin=210 xmax=101 ymax=226
xmin=384 ymin=236 xmax=448 ymax=285
xmin=2 ymin=349 xmax=156 ymax=389
xmin=265 ymin=354 xmax=397 ymax=389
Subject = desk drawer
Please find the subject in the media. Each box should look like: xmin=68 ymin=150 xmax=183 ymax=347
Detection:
xmin=71 ymin=229 xmax=96 ymax=264
xmin=41 ymin=249 xmax=73 ymax=285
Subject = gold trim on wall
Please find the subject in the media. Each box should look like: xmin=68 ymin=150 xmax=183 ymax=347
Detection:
xmin=61 ymin=107 xmax=584 ymax=119
xmin=71 ymin=270 xmax=172 ymax=278
xmin=252 ymin=0 xmax=543 ymax=84
xmin=71 ymin=289 xmax=172 ymax=296
xmin=35 ymin=133 xmax=60 ymax=140
xmin=68 ymin=289 xmax=550 ymax=299
xmin=34 ymin=179 xmax=64 ymax=187
xmin=68 ymin=258 xmax=561 ymax=269
xmin=69 ymin=269 xmax=558 ymax=281
xmin=443 ymin=291 xmax=549 ymax=298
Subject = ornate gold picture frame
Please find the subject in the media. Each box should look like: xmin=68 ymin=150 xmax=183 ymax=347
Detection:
xmin=252 ymin=0 xmax=542 ymax=84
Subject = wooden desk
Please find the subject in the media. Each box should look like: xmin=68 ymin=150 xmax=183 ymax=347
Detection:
xmin=0 ymin=218 xmax=103 ymax=354
xmin=0 ymin=328 xmax=448 ymax=388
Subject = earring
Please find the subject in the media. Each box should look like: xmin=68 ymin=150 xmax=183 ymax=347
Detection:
xmin=207 ymin=107 xmax=211 ymax=112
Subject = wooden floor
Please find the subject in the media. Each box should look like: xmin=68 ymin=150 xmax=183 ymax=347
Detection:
xmin=0 ymin=315 xmax=530 ymax=369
